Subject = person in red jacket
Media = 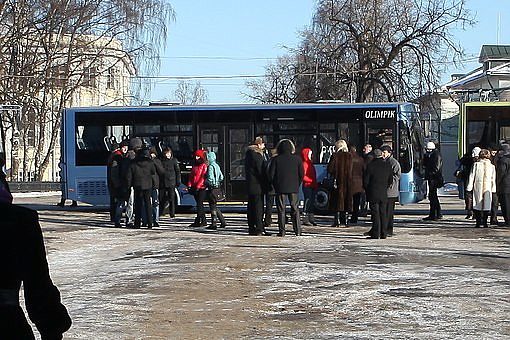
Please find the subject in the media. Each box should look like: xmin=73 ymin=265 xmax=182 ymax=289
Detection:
xmin=301 ymin=147 xmax=318 ymax=226
xmin=187 ymin=149 xmax=208 ymax=227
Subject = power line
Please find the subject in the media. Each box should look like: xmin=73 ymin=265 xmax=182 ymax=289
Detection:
xmin=153 ymin=56 xmax=278 ymax=61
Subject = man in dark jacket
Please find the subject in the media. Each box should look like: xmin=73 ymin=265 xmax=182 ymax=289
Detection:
xmin=381 ymin=145 xmax=401 ymax=236
xmin=268 ymin=139 xmax=304 ymax=237
xmin=108 ymin=140 xmax=129 ymax=227
xmin=150 ymin=147 xmax=165 ymax=227
xmin=245 ymin=136 xmax=270 ymax=236
xmin=159 ymin=147 xmax=181 ymax=218
xmin=363 ymin=149 xmax=393 ymax=239
xmin=423 ymin=141 xmax=443 ymax=221
xmin=496 ymin=143 xmax=510 ymax=227
xmin=127 ymin=148 xmax=157 ymax=228
xmin=1 ymin=195 xmax=72 ymax=338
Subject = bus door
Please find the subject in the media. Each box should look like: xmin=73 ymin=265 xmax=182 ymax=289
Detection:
xmin=198 ymin=124 xmax=251 ymax=201
xmin=365 ymin=120 xmax=394 ymax=150
xmin=498 ymin=120 xmax=510 ymax=144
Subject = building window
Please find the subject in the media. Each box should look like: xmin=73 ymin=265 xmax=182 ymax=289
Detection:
xmin=82 ymin=66 xmax=97 ymax=88
xmin=52 ymin=65 xmax=68 ymax=87
xmin=106 ymin=67 xmax=117 ymax=90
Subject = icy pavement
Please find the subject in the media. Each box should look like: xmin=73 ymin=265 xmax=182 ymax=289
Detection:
xmin=13 ymin=196 xmax=510 ymax=339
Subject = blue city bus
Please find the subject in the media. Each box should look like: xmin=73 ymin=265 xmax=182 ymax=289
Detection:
xmin=61 ymin=103 xmax=427 ymax=209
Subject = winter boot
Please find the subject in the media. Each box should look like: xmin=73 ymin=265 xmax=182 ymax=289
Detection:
xmin=482 ymin=211 xmax=489 ymax=228
xmin=302 ymin=213 xmax=312 ymax=226
xmin=200 ymin=214 xmax=208 ymax=227
xmin=309 ymin=213 xmax=318 ymax=226
xmin=217 ymin=210 xmax=226 ymax=228
xmin=330 ymin=212 xmax=340 ymax=227
xmin=189 ymin=216 xmax=201 ymax=227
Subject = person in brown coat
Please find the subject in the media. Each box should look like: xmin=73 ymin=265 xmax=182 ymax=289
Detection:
xmin=349 ymin=145 xmax=364 ymax=223
xmin=327 ymin=139 xmax=353 ymax=227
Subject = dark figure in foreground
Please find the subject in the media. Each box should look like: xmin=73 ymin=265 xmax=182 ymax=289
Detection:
xmin=423 ymin=141 xmax=443 ymax=221
xmin=363 ymin=149 xmax=393 ymax=239
xmin=0 ymin=176 xmax=72 ymax=339
xmin=269 ymin=139 xmax=304 ymax=237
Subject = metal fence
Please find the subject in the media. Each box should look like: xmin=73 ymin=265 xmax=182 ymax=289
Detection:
xmin=8 ymin=181 xmax=61 ymax=193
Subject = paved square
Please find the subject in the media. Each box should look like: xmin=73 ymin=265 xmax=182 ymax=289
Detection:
xmin=15 ymin=195 xmax=510 ymax=339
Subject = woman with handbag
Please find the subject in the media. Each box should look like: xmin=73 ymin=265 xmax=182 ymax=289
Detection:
xmin=186 ymin=149 xmax=208 ymax=227
xmin=205 ymin=151 xmax=227 ymax=230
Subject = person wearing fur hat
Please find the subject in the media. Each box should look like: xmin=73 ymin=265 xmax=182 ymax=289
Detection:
xmin=186 ymin=149 xmax=208 ymax=227
xmin=467 ymin=149 xmax=496 ymax=227
xmin=423 ymin=141 xmax=443 ymax=221
xmin=327 ymin=139 xmax=353 ymax=227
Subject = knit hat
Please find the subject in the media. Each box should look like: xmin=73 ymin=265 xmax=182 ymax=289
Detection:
xmin=426 ymin=141 xmax=436 ymax=150
xmin=472 ymin=146 xmax=481 ymax=158
xmin=500 ymin=143 xmax=510 ymax=155
xmin=129 ymin=137 xmax=143 ymax=150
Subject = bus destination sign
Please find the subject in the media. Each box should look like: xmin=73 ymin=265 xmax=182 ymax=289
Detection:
xmin=364 ymin=110 xmax=395 ymax=119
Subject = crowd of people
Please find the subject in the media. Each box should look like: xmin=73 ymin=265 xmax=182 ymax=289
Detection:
xmin=244 ymin=136 xmax=403 ymax=238
xmin=104 ymin=135 xmax=408 ymax=238
xmin=107 ymin=137 xmax=181 ymax=229
xmin=456 ymin=142 xmax=510 ymax=228
xmin=103 ymin=133 xmax=510 ymax=234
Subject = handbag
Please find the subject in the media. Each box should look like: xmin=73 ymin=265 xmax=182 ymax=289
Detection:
xmin=211 ymin=187 xmax=226 ymax=201
xmin=321 ymin=175 xmax=337 ymax=191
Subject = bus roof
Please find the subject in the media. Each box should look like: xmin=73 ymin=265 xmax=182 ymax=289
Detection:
xmin=464 ymin=101 xmax=510 ymax=107
xmin=65 ymin=102 xmax=412 ymax=113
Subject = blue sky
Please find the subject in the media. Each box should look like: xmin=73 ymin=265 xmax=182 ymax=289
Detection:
xmin=146 ymin=0 xmax=510 ymax=104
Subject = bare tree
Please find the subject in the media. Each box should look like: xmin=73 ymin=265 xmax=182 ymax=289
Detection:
xmin=0 ymin=0 xmax=174 ymax=180
xmin=174 ymin=80 xmax=209 ymax=105
xmin=247 ymin=0 xmax=474 ymax=103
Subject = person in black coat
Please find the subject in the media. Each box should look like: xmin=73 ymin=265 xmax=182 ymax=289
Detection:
xmin=363 ymin=149 xmax=393 ymax=239
xmin=423 ymin=141 xmax=443 ymax=221
xmin=149 ymin=147 xmax=165 ymax=227
xmin=0 ymin=182 xmax=72 ymax=339
xmin=268 ymin=139 xmax=304 ymax=237
xmin=496 ymin=143 xmax=510 ymax=227
xmin=245 ymin=136 xmax=270 ymax=236
xmin=159 ymin=147 xmax=181 ymax=219
xmin=127 ymin=148 xmax=157 ymax=228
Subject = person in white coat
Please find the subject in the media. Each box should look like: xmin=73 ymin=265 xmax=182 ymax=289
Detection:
xmin=466 ymin=149 xmax=497 ymax=228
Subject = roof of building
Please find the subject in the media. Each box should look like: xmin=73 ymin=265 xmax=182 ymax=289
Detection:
xmin=479 ymin=45 xmax=510 ymax=63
